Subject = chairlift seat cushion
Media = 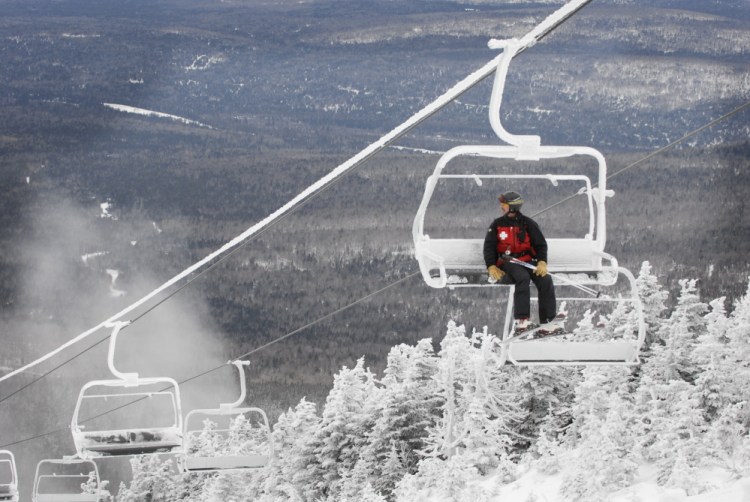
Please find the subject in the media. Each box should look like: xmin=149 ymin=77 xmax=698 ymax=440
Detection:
xmin=417 ymin=238 xmax=602 ymax=273
xmin=83 ymin=440 xmax=182 ymax=456
xmin=77 ymin=428 xmax=182 ymax=457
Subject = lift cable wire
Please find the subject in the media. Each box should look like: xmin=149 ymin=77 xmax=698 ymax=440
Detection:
xmin=0 ymin=0 xmax=592 ymax=388
xmin=0 ymin=271 xmax=419 ymax=449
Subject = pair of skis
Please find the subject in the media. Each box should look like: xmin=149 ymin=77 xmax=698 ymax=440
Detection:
xmin=496 ymin=312 xmax=569 ymax=346
xmin=502 ymin=318 xmax=569 ymax=345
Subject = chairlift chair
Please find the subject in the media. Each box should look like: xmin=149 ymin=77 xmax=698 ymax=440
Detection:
xmin=181 ymin=360 xmax=273 ymax=473
xmin=412 ymin=37 xmax=645 ymax=365
xmin=0 ymin=450 xmax=18 ymax=502
xmin=71 ymin=322 xmax=183 ymax=458
xmin=32 ymin=457 xmax=101 ymax=502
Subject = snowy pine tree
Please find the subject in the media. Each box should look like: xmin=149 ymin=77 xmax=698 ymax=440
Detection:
xmin=82 ymin=472 xmax=111 ymax=501
xmin=393 ymin=456 xmax=493 ymax=502
xmin=260 ymin=397 xmax=320 ymax=501
xmin=635 ymin=261 xmax=670 ymax=344
xmin=118 ymin=456 xmax=184 ymax=502
xmin=653 ymin=278 xmax=708 ymax=382
xmin=422 ymin=321 xmax=475 ymax=459
xmin=558 ymin=365 xmax=638 ymax=501
xmin=309 ymin=357 xmax=379 ymax=500
xmin=645 ymin=379 xmax=709 ymax=489
xmin=361 ymin=338 xmax=442 ymax=498
xmin=423 ymin=322 xmax=522 ymax=466
xmin=705 ymin=402 xmax=750 ymax=477
xmin=693 ymin=297 xmax=733 ymax=421
xmin=725 ymin=279 xmax=750 ymax=426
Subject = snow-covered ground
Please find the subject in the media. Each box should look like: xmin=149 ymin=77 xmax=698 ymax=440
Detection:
xmin=483 ymin=466 xmax=750 ymax=502
xmin=102 ymin=103 xmax=214 ymax=129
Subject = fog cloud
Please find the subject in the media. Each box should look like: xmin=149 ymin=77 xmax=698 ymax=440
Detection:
xmin=0 ymin=193 xmax=237 ymax=498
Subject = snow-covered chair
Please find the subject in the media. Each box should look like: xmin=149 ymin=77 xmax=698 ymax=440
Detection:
xmin=71 ymin=322 xmax=183 ymax=458
xmin=0 ymin=450 xmax=18 ymax=502
xmin=413 ymin=34 xmax=645 ymax=366
xmin=32 ymin=457 xmax=101 ymax=502
xmin=180 ymin=361 xmax=272 ymax=473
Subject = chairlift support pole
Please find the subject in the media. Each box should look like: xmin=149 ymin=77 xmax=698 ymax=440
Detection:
xmin=0 ymin=0 xmax=593 ymax=385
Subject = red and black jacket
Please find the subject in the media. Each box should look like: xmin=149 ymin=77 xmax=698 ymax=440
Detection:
xmin=483 ymin=212 xmax=548 ymax=269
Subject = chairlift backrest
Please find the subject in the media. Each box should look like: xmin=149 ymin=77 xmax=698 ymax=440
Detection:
xmin=32 ymin=457 xmax=100 ymax=502
xmin=412 ymin=145 xmax=615 ymax=289
xmin=71 ymin=322 xmax=183 ymax=458
xmin=0 ymin=451 xmax=18 ymax=502
xmin=181 ymin=361 xmax=273 ymax=473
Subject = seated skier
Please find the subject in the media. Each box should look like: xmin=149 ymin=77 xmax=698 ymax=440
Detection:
xmin=483 ymin=191 xmax=562 ymax=336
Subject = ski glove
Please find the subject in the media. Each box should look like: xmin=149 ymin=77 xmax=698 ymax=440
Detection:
xmin=534 ymin=261 xmax=548 ymax=277
xmin=488 ymin=265 xmax=504 ymax=281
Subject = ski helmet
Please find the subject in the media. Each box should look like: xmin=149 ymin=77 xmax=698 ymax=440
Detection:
xmin=499 ymin=191 xmax=523 ymax=212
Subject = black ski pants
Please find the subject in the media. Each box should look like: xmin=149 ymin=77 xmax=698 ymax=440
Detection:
xmin=501 ymin=262 xmax=556 ymax=323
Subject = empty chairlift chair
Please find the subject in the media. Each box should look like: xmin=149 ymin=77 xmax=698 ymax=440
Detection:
xmin=0 ymin=450 xmax=18 ymax=502
xmin=412 ymin=37 xmax=645 ymax=365
xmin=181 ymin=360 xmax=273 ymax=473
xmin=71 ymin=321 xmax=183 ymax=458
xmin=32 ymin=457 xmax=101 ymax=502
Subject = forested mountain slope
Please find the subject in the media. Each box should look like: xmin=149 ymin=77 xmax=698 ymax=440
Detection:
xmin=0 ymin=0 xmax=748 ymax=497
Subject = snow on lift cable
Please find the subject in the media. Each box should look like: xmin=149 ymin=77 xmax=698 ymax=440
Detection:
xmin=181 ymin=360 xmax=273 ymax=472
xmin=0 ymin=0 xmax=594 ymax=385
xmin=411 ymin=4 xmax=645 ymax=365
xmin=71 ymin=321 xmax=183 ymax=458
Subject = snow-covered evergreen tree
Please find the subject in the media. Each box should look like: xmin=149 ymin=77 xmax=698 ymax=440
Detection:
xmin=693 ymin=297 xmax=733 ymax=421
xmin=423 ymin=322 xmax=522 ymax=467
xmin=200 ymin=471 xmax=259 ymax=502
xmin=454 ymin=328 xmax=520 ymax=476
xmin=559 ymin=366 xmax=638 ymax=501
xmin=532 ymin=419 xmax=563 ymax=475
xmin=117 ymin=456 xmax=184 ymax=502
xmin=635 ymin=261 xmax=670 ymax=344
xmin=393 ymin=455 xmax=494 ymax=502
xmin=260 ymin=397 xmax=320 ymax=501
xmin=82 ymin=472 xmax=111 ymax=501
xmin=309 ymin=357 xmax=379 ymax=500
xmin=361 ymin=338 xmax=442 ymax=497
xmin=652 ymin=278 xmax=708 ymax=382
xmin=508 ymin=364 xmax=579 ymax=445
xmin=645 ymin=379 xmax=709 ymax=489
xmin=725 ymin=279 xmax=750 ymax=428
xmin=705 ymin=402 xmax=750 ymax=477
